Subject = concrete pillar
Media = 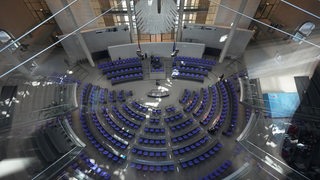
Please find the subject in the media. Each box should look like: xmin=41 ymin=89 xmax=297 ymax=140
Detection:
xmin=218 ymin=0 xmax=248 ymax=63
xmin=176 ymin=0 xmax=185 ymax=42
xmin=60 ymin=0 xmax=95 ymax=67
xmin=126 ymin=0 xmax=135 ymax=43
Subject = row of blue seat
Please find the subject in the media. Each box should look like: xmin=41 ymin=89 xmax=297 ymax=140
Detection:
xmin=80 ymin=110 xmax=122 ymax=162
xmin=165 ymin=106 xmax=176 ymax=113
xmin=138 ymin=137 xmax=166 ymax=145
xmin=108 ymin=91 xmax=116 ymax=103
xmin=152 ymin=108 xmax=162 ymax=115
xmin=164 ymin=113 xmax=183 ymax=123
xmin=80 ymin=83 xmax=92 ymax=105
xmin=223 ymin=80 xmax=238 ymax=136
xmin=99 ymin=88 xmax=107 ymax=104
xmin=201 ymin=160 xmax=232 ymax=180
xmin=180 ymin=142 xmax=222 ymax=169
xmin=184 ymin=92 xmax=200 ymax=113
xmin=88 ymin=85 xmax=98 ymax=105
xmin=130 ymin=162 xmax=174 ymax=172
xmin=174 ymin=56 xmax=216 ymax=65
xmin=151 ymin=68 xmax=164 ymax=72
xmin=117 ymin=90 xmax=126 ymax=102
xmin=144 ymin=127 xmax=165 ymax=134
xmin=98 ymin=57 xmax=140 ymax=68
xmin=102 ymin=61 xmax=142 ymax=74
xmin=122 ymin=104 xmax=145 ymax=121
xmin=110 ymin=72 xmax=143 ymax=85
xmin=201 ymin=85 xmax=218 ymax=125
xmin=150 ymin=117 xmax=161 ymax=124
xmin=172 ymin=127 xmax=201 ymax=143
xmin=111 ymin=106 xmax=140 ymax=129
xmin=131 ymin=148 xmax=167 ymax=157
xmin=78 ymin=153 xmax=111 ymax=180
xmin=101 ymin=107 xmax=134 ymax=139
xmin=211 ymin=82 xmax=229 ymax=133
xmin=173 ymin=66 xmax=208 ymax=75
xmin=131 ymin=101 xmax=148 ymax=113
xmin=194 ymin=88 xmax=209 ymax=117
xmin=173 ymin=136 xmax=209 ymax=156
xmin=180 ymin=89 xmax=191 ymax=104
xmin=91 ymin=112 xmax=128 ymax=149
xmin=170 ymin=118 xmax=193 ymax=132
xmin=106 ymin=66 xmax=142 ymax=78
xmin=172 ymin=72 xmax=205 ymax=82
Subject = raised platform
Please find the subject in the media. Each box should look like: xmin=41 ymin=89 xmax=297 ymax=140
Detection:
xmin=147 ymin=89 xmax=170 ymax=98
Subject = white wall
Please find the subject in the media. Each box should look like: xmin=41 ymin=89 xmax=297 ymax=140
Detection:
xmin=260 ymin=75 xmax=298 ymax=93
xmin=45 ymin=0 xmax=99 ymax=34
xmin=214 ymin=0 xmax=261 ymax=29
xmin=182 ymin=24 xmax=253 ymax=56
xmin=108 ymin=42 xmax=205 ymax=60
xmin=58 ymin=25 xmax=131 ymax=62
xmin=245 ymin=32 xmax=320 ymax=79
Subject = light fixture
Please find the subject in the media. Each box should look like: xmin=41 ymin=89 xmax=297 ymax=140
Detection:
xmin=219 ymin=35 xmax=228 ymax=42
xmin=136 ymin=49 xmax=144 ymax=59
xmin=171 ymin=49 xmax=179 ymax=57
xmin=66 ymin=70 xmax=73 ymax=74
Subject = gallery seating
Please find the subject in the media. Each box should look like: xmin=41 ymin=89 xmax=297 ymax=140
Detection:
xmin=144 ymin=127 xmax=165 ymax=134
xmin=111 ymin=106 xmax=141 ymax=129
xmin=172 ymin=72 xmax=204 ymax=82
xmin=173 ymin=66 xmax=208 ymax=75
xmin=101 ymin=107 xmax=134 ymax=139
xmin=164 ymin=112 xmax=184 ymax=123
xmin=152 ymin=108 xmax=162 ymax=115
xmin=171 ymin=127 xmax=201 ymax=143
xmin=169 ymin=118 xmax=193 ymax=132
xmin=131 ymin=101 xmax=148 ymax=113
xmin=79 ymin=153 xmax=111 ymax=180
xmin=223 ymin=79 xmax=238 ymax=137
xmin=200 ymin=85 xmax=218 ymax=125
xmin=90 ymin=112 xmax=128 ymax=150
xmin=122 ymin=104 xmax=146 ymax=121
xmin=179 ymin=89 xmax=191 ymax=104
xmin=193 ymin=88 xmax=209 ymax=117
xmin=150 ymin=117 xmax=161 ymax=124
xmin=106 ymin=66 xmax=143 ymax=78
xmin=79 ymin=108 xmax=123 ymax=163
xmin=131 ymin=146 xmax=167 ymax=158
xmin=172 ymin=136 xmax=209 ymax=156
xmin=200 ymin=160 xmax=232 ymax=180
xmin=111 ymin=72 xmax=143 ymax=85
xmin=138 ymin=137 xmax=166 ymax=146
xmin=179 ymin=142 xmax=223 ymax=169
xmin=184 ymin=92 xmax=200 ymax=113
xmin=130 ymin=159 xmax=175 ymax=172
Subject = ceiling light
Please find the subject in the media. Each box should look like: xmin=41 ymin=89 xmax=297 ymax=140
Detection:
xmin=219 ymin=35 xmax=228 ymax=42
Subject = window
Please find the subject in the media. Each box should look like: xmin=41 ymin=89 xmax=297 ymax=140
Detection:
xmin=292 ymin=21 xmax=315 ymax=43
xmin=0 ymin=29 xmax=20 ymax=52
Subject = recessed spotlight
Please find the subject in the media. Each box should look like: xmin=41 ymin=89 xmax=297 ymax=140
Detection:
xmin=219 ymin=35 xmax=228 ymax=42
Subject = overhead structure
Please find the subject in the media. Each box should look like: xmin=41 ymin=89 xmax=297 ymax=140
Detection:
xmin=135 ymin=0 xmax=177 ymax=34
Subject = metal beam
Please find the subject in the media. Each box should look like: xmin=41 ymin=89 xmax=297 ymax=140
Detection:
xmin=61 ymin=0 xmax=95 ymax=67
xmin=218 ymin=0 xmax=248 ymax=63
xmin=176 ymin=0 xmax=185 ymax=42
xmin=125 ymin=0 xmax=135 ymax=43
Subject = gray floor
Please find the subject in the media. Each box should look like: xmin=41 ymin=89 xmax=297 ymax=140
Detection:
xmin=1 ymin=49 xmax=286 ymax=179
xmin=63 ymin=56 xmax=254 ymax=180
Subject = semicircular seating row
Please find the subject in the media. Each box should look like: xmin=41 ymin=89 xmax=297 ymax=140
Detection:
xmin=74 ymin=77 xmax=241 ymax=178
xmin=98 ymin=56 xmax=217 ymax=85
xmin=172 ymin=56 xmax=216 ymax=82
